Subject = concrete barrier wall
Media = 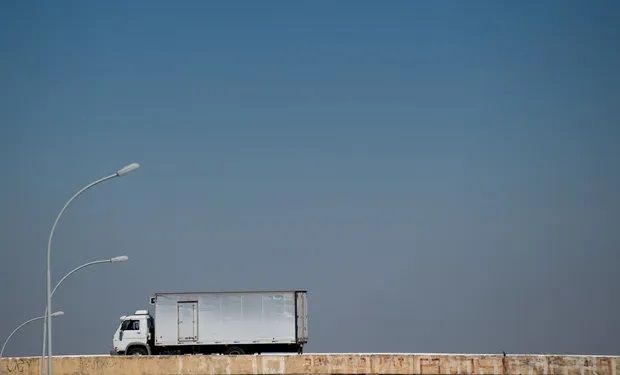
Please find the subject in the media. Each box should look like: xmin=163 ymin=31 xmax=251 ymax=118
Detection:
xmin=1 ymin=354 xmax=618 ymax=375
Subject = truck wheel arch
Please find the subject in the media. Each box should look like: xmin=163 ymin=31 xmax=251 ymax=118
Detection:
xmin=224 ymin=346 xmax=245 ymax=355
xmin=125 ymin=343 xmax=151 ymax=355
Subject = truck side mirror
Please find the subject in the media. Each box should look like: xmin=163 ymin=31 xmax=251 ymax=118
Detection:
xmin=119 ymin=330 xmax=123 ymax=341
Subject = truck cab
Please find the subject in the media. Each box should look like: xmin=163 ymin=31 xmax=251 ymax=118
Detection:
xmin=112 ymin=310 xmax=153 ymax=355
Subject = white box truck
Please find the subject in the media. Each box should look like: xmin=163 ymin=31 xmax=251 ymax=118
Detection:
xmin=112 ymin=290 xmax=308 ymax=355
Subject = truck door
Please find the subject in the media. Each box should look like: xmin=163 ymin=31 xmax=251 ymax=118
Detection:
xmin=177 ymin=301 xmax=198 ymax=342
xmin=119 ymin=318 xmax=144 ymax=347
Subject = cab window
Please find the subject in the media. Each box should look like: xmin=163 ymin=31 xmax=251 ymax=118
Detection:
xmin=121 ymin=319 xmax=140 ymax=331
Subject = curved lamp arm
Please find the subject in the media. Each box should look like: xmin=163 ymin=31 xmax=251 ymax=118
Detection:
xmin=52 ymin=259 xmax=113 ymax=297
xmin=41 ymin=255 xmax=128 ymax=375
xmin=1 ymin=312 xmax=63 ymax=358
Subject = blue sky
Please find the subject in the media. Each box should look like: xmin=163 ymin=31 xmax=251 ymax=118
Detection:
xmin=1 ymin=1 xmax=619 ymax=356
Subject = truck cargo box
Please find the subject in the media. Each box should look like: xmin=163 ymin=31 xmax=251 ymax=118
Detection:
xmin=152 ymin=290 xmax=308 ymax=347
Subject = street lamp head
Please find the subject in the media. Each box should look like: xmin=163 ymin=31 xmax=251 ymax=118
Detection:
xmin=110 ymin=255 xmax=129 ymax=262
xmin=116 ymin=162 xmax=140 ymax=177
xmin=50 ymin=311 xmax=64 ymax=317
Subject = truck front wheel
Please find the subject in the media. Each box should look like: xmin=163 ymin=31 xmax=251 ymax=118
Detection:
xmin=224 ymin=346 xmax=245 ymax=355
xmin=128 ymin=347 xmax=148 ymax=356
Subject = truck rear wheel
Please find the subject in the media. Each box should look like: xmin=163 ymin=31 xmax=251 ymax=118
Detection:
xmin=128 ymin=346 xmax=148 ymax=356
xmin=224 ymin=346 xmax=245 ymax=355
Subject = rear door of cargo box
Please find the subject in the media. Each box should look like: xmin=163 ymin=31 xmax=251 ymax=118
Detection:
xmin=295 ymin=291 xmax=308 ymax=343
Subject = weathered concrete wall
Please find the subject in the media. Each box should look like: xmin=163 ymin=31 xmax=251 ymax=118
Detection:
xmin=1 ymin=354 xmax=618 ymax=375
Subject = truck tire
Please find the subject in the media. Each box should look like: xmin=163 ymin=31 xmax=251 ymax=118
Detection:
xmin=224 ymin=346 xmax=245 ymax=355
xmin=128 ymin=346 xmax=148 ymax=356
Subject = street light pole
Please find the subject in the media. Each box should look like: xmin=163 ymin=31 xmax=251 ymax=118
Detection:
xmin=41 ymin=256 xmax=128 ymax=374
xmin=45 ymin=163 xmax=139 ymax=375
xmin=1 ymin=312 xmax=64 ymax=358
